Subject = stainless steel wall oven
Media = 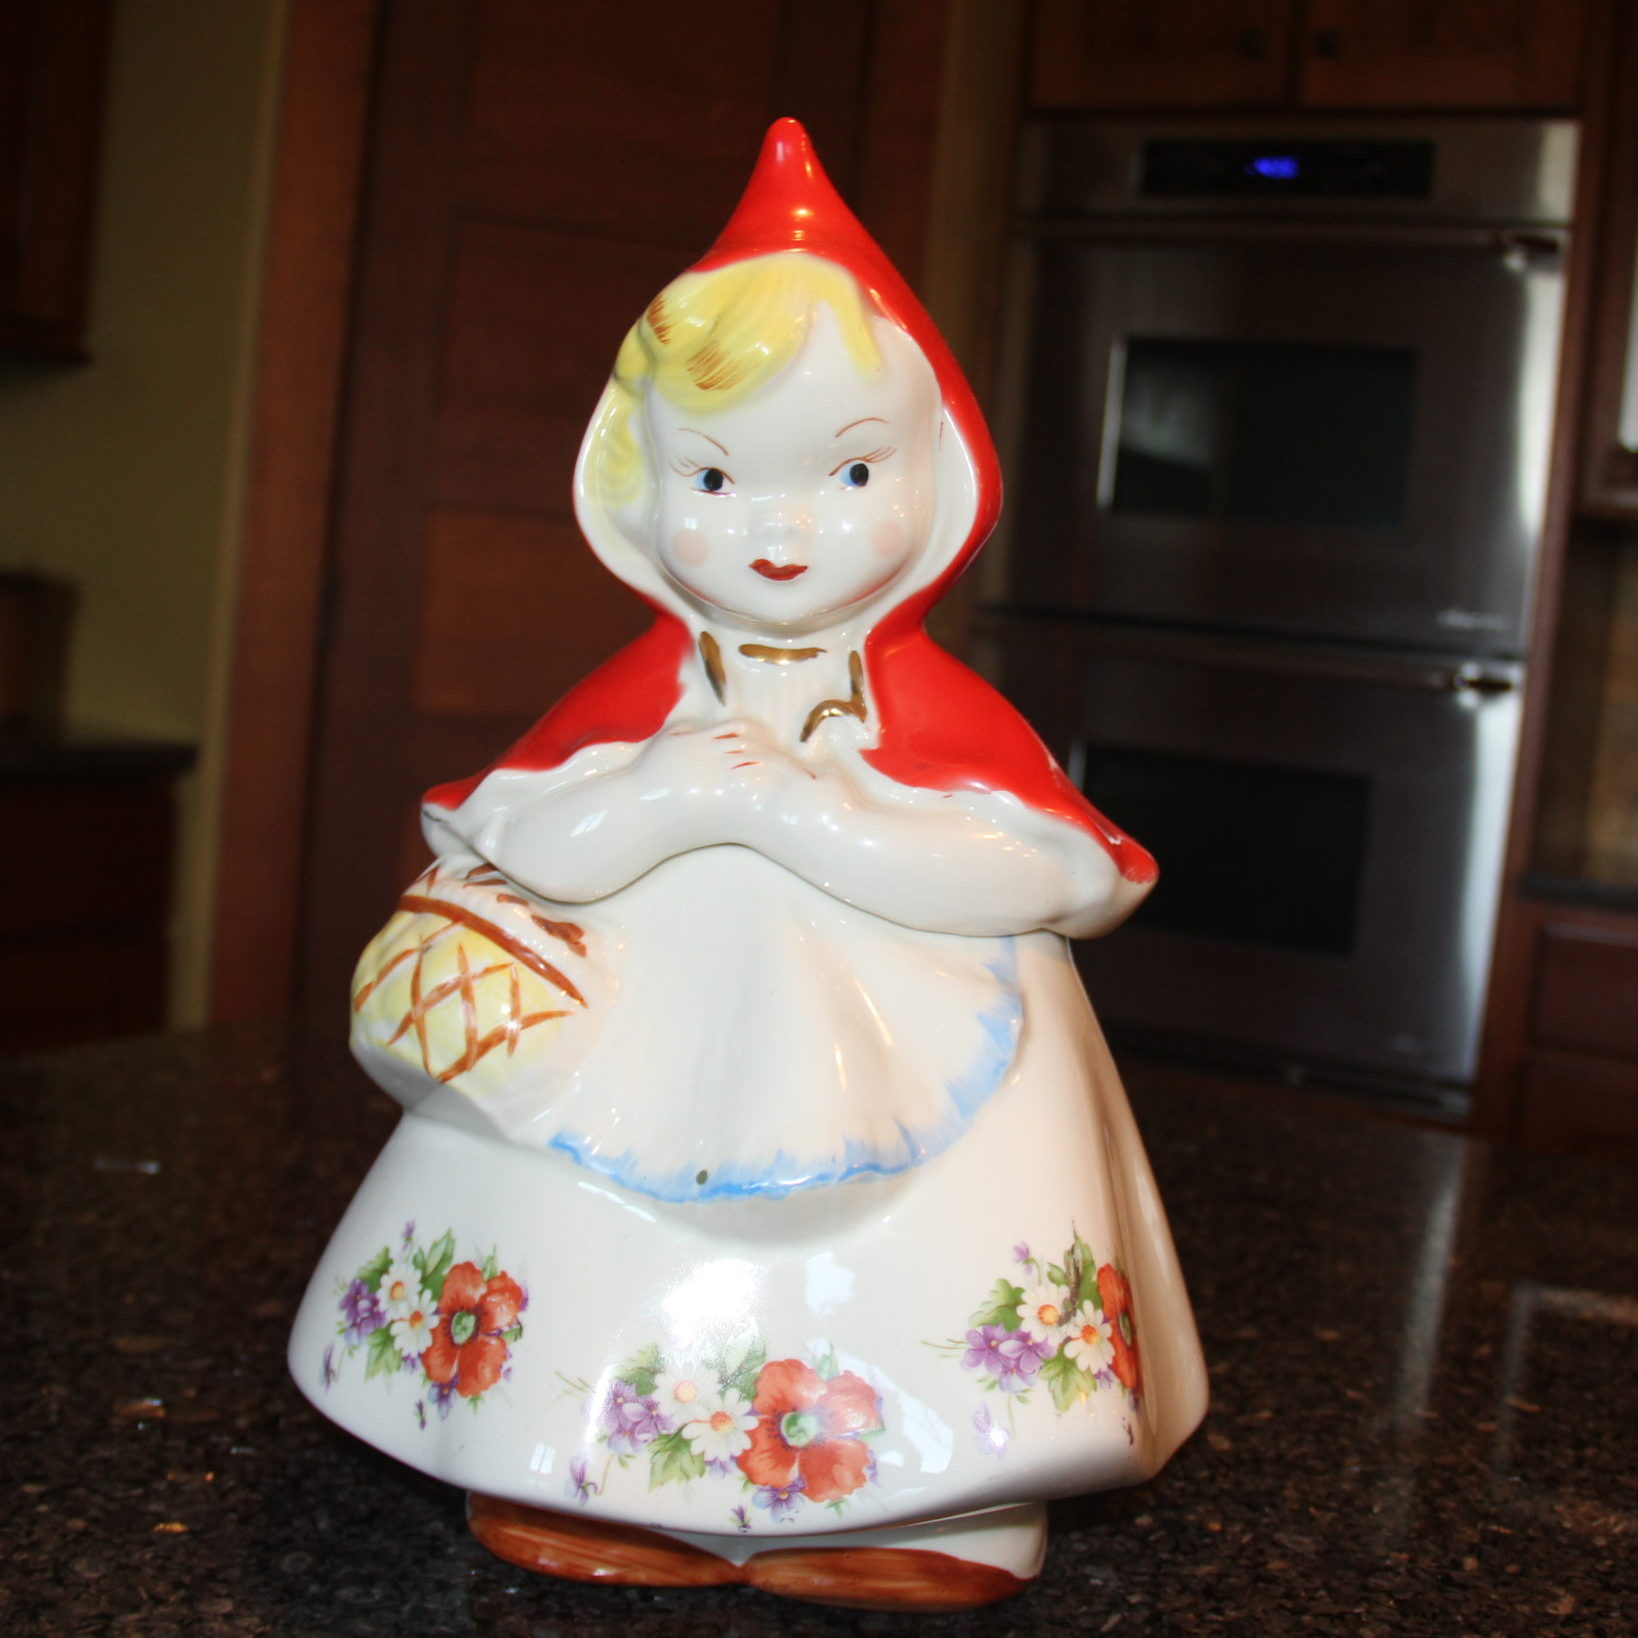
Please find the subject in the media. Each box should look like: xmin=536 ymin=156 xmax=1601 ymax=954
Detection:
xmin=982 ymin=119 xmax=1577 ymax=1107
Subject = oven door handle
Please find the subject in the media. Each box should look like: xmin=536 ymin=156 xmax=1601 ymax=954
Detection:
xmin=1170 ymin=646 xmax=1523 ymax=695
xmin=990 ymin=619 xmax=1525 ymax=694
xmin=1023 ymin=217 xmax=1568 ymax=264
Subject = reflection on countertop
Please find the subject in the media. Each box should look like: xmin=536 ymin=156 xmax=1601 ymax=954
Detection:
xmin=2 ymin=1026 xmax=1634 ymax=1635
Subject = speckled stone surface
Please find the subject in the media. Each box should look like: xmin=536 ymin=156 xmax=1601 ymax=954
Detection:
xmin=2 ymin=1026 xmax=1633 ymax=1636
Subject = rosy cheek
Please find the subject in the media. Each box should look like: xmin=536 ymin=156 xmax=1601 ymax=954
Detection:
xmin=871 ymin=518 xmax=907 ymax=561
xmin=672 ymin=528 xmax=709 ymax=568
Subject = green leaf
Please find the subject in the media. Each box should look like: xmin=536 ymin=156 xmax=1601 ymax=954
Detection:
xmin=421 ymin=1230 xmax=457 ymax=1299
xmin=1065 ymin=1230 xmax=1097 ymax=1313
xmin=1041 ymin=1349 xmax=1095 ymax=1414
xmin=1046 ymin=1263 xmax=1067 ymax=1288
xmin=814 ymin=1345 xmax=841 ymax=1381
xmin=720 ymin=1337 xmax=766 ymax=1402
xmin=481 ymin=1248 xmax=499 ymax=1282
xmin=618 ymin=1342 xmax=663 ymax=1398
xmin=969 ymin=1279 xmax=1026 ymax=1331
xmin=355 ymin=1247 xmax=392 ymax=1291
xmin=363 ymin=1326 xmax=401 ymax=1381
xmin=647 ymin=1431 xmax=706 ymax=1489
xmin=501 ymin=1324 xmax=523 ymax=1345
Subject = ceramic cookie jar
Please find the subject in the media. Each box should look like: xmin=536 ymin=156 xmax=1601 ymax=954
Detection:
xmin=289 ymin=118 xmax=1208 ymax=1613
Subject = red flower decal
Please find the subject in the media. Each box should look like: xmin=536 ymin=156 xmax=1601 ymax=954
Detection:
xmin=736 ymin=1358 xmax=882 ymax=1505
xmin=1097 ymin=1263 xmax=1141 ymax=1392
xmin=423 ymin=1261 xmax=523 ymax=1399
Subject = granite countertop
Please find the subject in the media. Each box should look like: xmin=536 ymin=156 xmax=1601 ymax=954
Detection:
xmin=2 ymin=1026 xmax=1634 ymax=1636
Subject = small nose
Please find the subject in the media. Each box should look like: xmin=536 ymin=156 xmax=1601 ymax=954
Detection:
xmin=754 ymin=499 xmax=814 ymax=550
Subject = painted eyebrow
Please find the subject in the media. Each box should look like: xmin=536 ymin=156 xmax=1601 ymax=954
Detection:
xmin=833 ymin=416 xmax=888 ymax=439
xmin=677 ymin=428 xmax=731 ymax=457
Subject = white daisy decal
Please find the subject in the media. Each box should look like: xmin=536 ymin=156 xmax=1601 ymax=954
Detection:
xmin=390 ymin=1298 xmax=439 ymax=1363
xmin=653 ymin=1365 xmax=722 ymax=1424
xmin=1064 ymin=1305 xmax=1114 ymax=1374
xmin=681 ymin=1388 xmax=757 ymax=1462
xmin=1018 ymin=1283 xmax=1071 ymax=1345
xmin=378 ymin=1258 xmax=423 ymax=1320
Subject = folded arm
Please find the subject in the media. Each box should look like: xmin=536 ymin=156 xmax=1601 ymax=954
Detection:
xmin=427 ymin=723 xmax=1149 ymax=939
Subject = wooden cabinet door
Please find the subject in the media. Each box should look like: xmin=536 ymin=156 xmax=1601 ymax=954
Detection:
xmin=1581 ymin=0 xmax=1638 ymax=514
xmin=1029 ymin=0 xmax=1588 ymax=114
xmin=1030 ymin=0 xmax=1301 ymax=110
xmin=1298 ymin=0 xmax=1587 ymax=110
xmin=0 ymin=0 xmax=109 ymax=356
xmin=299 ymin=0 xmax=946 ymax=1011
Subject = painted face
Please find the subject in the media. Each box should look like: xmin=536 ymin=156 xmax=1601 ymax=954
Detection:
xmin=643 ymin=306 xmax=940 ymax=633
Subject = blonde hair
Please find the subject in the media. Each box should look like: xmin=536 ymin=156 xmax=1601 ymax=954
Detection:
xmin=588 ymin=253 xmax=883 ymax=508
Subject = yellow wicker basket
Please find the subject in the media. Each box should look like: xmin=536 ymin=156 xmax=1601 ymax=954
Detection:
xmin=350 ymin=862 xmax=591 ymax=1092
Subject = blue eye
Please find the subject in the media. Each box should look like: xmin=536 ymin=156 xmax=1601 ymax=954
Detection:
xmin=841 ymin=462 xmax=870 ymax=488
xmin=693 ymin=467 xmax=728 ymax=493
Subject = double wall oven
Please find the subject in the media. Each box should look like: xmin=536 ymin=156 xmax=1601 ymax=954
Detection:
xmin=982 ymin=119 xmax=1577 ymax=1107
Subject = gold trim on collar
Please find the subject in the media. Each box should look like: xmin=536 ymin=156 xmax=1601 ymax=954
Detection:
xmin=738 ymin=643 xmax=826 ymax=664
xmin=800 ymin=651 xmax=867 ymax=742
xmin=698 ymin=631 xmax=726 ymax=703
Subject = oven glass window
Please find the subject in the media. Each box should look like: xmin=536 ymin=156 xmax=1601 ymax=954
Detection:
xmin=1109 ymin=338 xmax=1417 ymax=532
xmin=1080 ymin=744 xmax=1372 ymax=954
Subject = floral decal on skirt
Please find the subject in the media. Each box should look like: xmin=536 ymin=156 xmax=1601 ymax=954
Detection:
xmin=565 ymin=1337 xmax=884 ymax=1528
xmin=933 ymin=1229 xmax=1139 ymax=1457
xmin=321 ymin=1222 xmax=525 ymax=1426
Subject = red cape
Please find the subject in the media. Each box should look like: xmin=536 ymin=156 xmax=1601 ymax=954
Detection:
xmin=425 ymin=120 xmax=1154 ymax=886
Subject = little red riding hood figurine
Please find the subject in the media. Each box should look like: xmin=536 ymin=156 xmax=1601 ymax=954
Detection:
xmin=291 ymin=118 xmax=1206 ymax=1612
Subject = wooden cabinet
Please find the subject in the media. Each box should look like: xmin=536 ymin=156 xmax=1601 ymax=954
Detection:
xmin=1477 ymin=2 xmax=1638 ymax=1160
xmin=0 ymin=744 xmax=191 ymax=1052
xmin=1030 ymin=0 xmax=1301 ymax=111
xmin=1299 ymin=0 xmax=1587 ymax=110
xmin=1507 ymin=914 xmax=1638 ymax=1160
xmin=0 ymin=0 xmax=110 ymax=357
xmin=1579 ymin=0 xmax=1638 ymax=515
xmin=1030 ymin=0 xmax=1587 ymax=113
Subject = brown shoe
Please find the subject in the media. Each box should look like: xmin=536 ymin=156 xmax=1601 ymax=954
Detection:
xmin=467 ymin=1494 xmax=1031 ymax=1610
xmin=467 ymin=1493 xmax=739 ymax=1587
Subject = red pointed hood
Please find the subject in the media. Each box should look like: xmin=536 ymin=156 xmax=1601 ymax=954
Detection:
xmin=690 ymin=118 xmax=1000 ymax=629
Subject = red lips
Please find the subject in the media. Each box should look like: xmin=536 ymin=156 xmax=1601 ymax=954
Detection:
xmin=751 ymin=559 xmax=808 ymax=581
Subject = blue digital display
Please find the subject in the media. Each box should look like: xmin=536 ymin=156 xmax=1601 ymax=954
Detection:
xmin=1248 ymin=154 xmax=1300 ymax=181
xmin=1143 ymin=139 xmax=1432 ymax=198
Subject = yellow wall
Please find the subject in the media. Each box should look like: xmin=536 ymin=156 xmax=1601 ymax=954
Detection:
xmin=0 ymin=0 xmax=288 ymax=1024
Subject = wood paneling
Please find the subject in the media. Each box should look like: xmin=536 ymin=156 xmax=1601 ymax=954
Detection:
xmin=461 ymin=0 xmax=787 ymax=244
xmin=432 ymin=220 xmax=683 ymax=515
xmin=413 ymin=509 xmax=640 ymax=717
xmin=210 ymin=0 xmax=379 ymax=1024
